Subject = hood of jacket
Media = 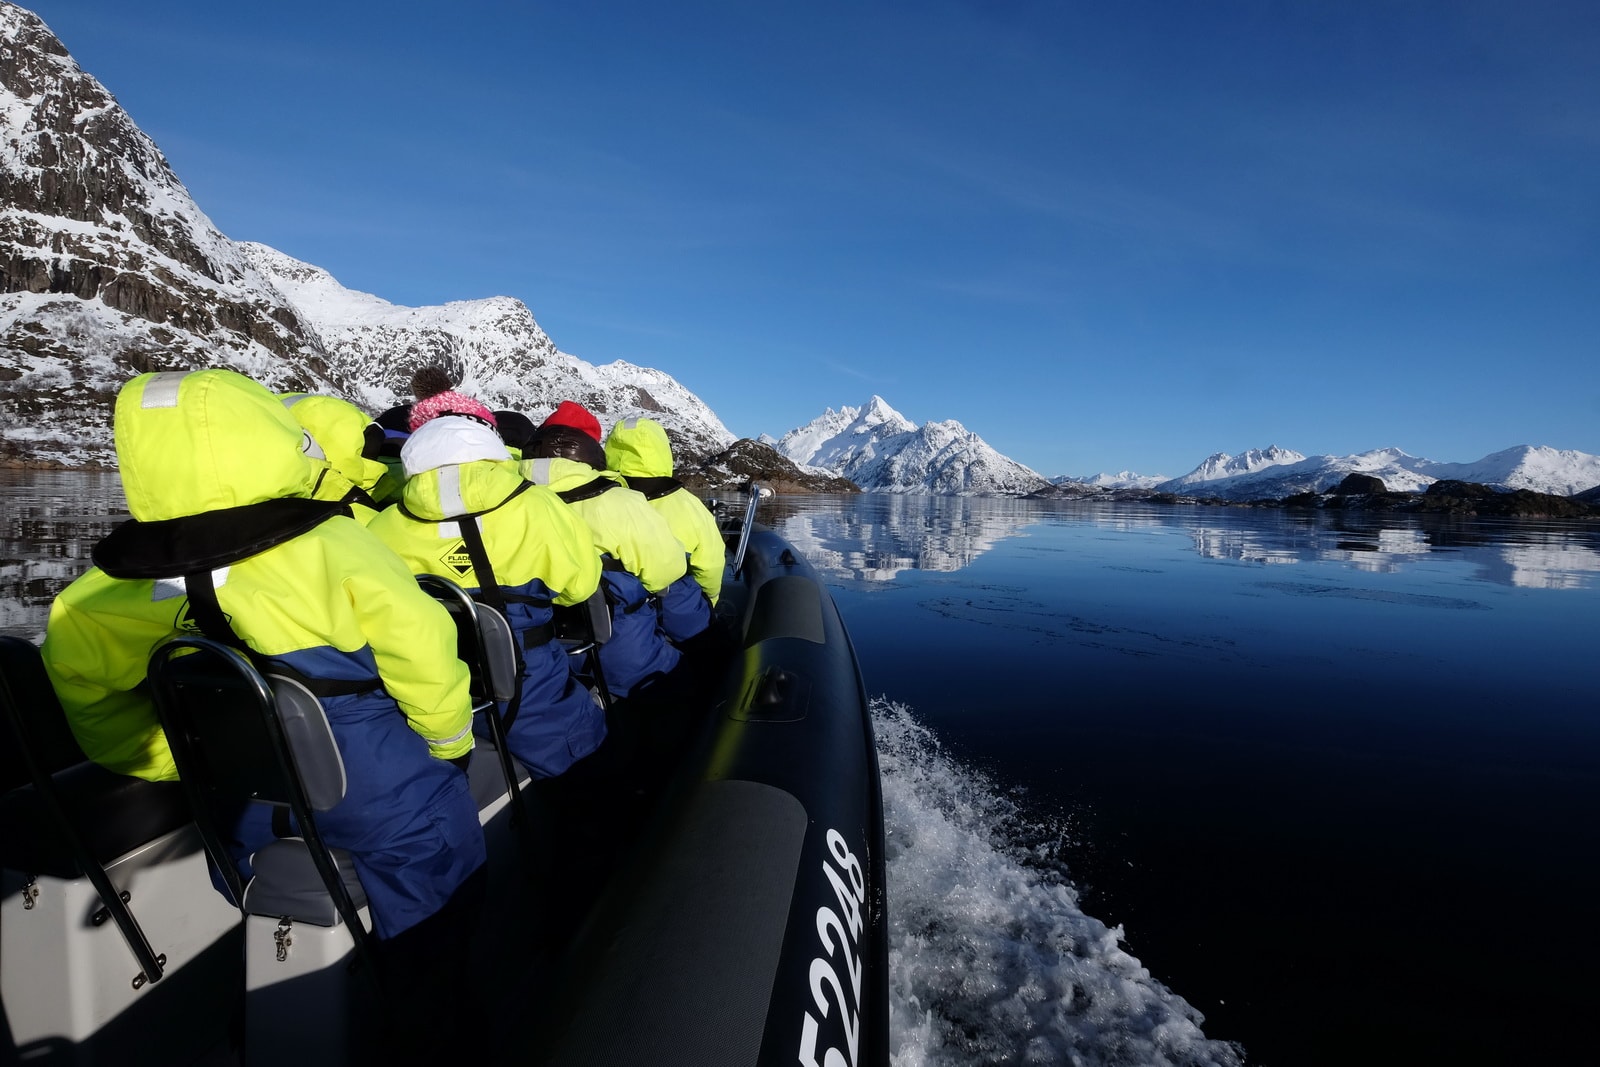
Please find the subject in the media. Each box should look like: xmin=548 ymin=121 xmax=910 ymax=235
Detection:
xmin=281 ymin=393 xmax=388 ymax=492
xmin=604 ymin=417 xmax=674 ymax=479
xmin=398 ymin=418 xmax=528 ymax=520
xmin=401 ymin=416 xmax=511 ymax=479
xmin=115 ymin=370 xmax=314 ymax=523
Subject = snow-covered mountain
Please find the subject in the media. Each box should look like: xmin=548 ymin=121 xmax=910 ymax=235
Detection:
xmin=775 ymin=396 xmax=918 ymax=473
xmin=0 ymin=4 xmax=731 ymax=467
xmin=1145 ymin=444 xmax=1600 ymax=501
xmin=1160 ymin=446 xmax=1307 ymax=491
xmin=775 ymin=396 xmax=1048 ymax=495
xmin=239 ymin=244 xmax=732 ymax=457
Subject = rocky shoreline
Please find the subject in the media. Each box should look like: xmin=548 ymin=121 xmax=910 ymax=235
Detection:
xmin=1030 ymin=472 xmax=1600 ymax=518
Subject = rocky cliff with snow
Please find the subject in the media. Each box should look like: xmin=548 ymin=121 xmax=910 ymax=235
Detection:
xmin=236 ymin=243 xmax=732 ymax=458
xmin=774 ymin=396 xmax=1048 ymax=496
xmin=0 ymin=4 xmax=731 ymax=467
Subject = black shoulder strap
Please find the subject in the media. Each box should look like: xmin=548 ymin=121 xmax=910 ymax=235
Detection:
xmin=452 ymin=512 xmax=529 ymax=732
xmin=557 ymin=476 xmax=618 ymax=506
xmin=182 ymin=569 xmax=251 ymax=655
xmin=339 ymin=483 xmax=380 ymax=511
xmin=625 ymin=475 xmax=684 ymax=501
xmin=453 ymin=514 xmax=502 ymax=614
xmin=182 ymin=570 xmax=379 ymax=697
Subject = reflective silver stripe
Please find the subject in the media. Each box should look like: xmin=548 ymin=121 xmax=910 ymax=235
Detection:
xmin=151 ymin=568 xmax=225 ymax=600
xmin=281 ymin=395 xmax=307 ymax=410
xmin=525 ymin=458 xmax=553 ymax=485
xmin=621 ymin=417 xmax=640 ymax=430
xmin=151 ymin=576 xmax=187 ymax=602
xmin=140 ymin=372 xmax=189 ymax=409
xmin=301 ymin=430 xmax=325 ymax=459
xmin=436 ymin=521 xmax=460 ymax=539
xmin=438 ymin=466 xmax=466 ymax=517
xmin=427 ymin=723 xmax=475 ymax=748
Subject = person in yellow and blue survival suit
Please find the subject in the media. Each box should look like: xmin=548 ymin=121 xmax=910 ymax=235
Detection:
xmin=40 ymin=369 xmax=486 ymax=1055
xmin=602 ymin=416 xmax=722 ymax=649
xmin=520 ymin=401 xmax=687 ymax=701
xmin=367 ymin=405 xmax=608 ymax=782
xmin=279 ymin=391 xmax=391 ymax=523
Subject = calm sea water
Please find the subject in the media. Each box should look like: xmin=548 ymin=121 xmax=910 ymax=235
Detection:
xmin=761 ymin=494 xmax=1600 ymax=1067
xmin=6 ymin=475 xmax=1599 ymax=1066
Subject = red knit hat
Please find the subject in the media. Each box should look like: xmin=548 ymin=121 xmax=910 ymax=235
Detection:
xmin=539 ymin=400 xmax=602 ymax=443
xmin=407 ymin=390 xmax=499 ymax=433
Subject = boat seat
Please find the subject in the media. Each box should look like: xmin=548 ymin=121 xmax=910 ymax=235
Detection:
xmin=415 ymin=574 xmax=543 ymax=877
xmin=0 ymin=635 xmax=190 ymax=876
xmin=0 ymin=634 xmax=174 ymax=987
xmin=417 ymin=573 xmax=520 ymax=711
xmin=242 ymin=838 xmax=367 ymax=927
xmin=0 ymin=760 xmax=190 ymax=878
xmin=467 ymin=733 xmax=529 ymax=811
xmin=146 ymin=639 xmax=378 ymax=960
xmin=553 ymin=585 xmax=613 ymax=650
xmin=553 ymin=585 xmax=613 ymax=709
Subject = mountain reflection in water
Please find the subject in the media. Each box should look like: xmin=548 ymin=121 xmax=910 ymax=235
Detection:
xmin=1 ymin=469 xmax=126 ymax=642
xmin=760 ymin=492 xmax=1600 ymax=591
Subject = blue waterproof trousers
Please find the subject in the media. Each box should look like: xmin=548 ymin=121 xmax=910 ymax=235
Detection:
xmin=656 ymin=572 xmax=712 ymax=645
xmin=591 ymin=570 xmax=680 ymax=698
xmin=480 ymin=632 xmax=606 ymax=779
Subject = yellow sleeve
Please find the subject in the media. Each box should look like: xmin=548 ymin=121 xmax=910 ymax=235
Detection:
xmin=41 ymin=570 xmax=180 ymax=781
xmin=535 ymin=494 xmax=604 ymax=606
xmin=588 ymin=490 xmax=689 ymax=594
xmin=660 ymin=491 xmax=726 ymax=605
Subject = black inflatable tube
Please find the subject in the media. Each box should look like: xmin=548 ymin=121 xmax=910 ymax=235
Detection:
xmin=535 ymin=528 xmax=888 ymax=1067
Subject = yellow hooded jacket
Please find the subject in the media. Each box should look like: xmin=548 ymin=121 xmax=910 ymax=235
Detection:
xmin=518 ymin=456 xmax=689 ymax=594
xmin=603 ymin=417 xmax=725 ymax=605
xmin=280 ymin=393 xmax=389 ymax=524
xmin=41 ymin=370 xmax=474 ymax=781
xmin=367 ymin=452 xmax=600 ymax=609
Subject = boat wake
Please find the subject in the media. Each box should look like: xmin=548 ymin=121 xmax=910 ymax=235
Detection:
xmin=873 ymin=699 xmax=1245 ymax=1067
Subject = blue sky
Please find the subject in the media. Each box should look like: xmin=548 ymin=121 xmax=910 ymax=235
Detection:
xmin=26 ymin=0 xmax=1600 ymax=477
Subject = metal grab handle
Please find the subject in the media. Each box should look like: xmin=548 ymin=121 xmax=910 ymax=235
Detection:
xmin=729 ymin=481 xmax=768 ymax=577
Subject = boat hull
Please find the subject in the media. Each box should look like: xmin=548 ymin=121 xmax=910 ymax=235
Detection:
xmin=534 ymin=526 xmax=889 ymax=1067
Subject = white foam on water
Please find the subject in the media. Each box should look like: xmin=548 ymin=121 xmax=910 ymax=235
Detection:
xmin=874 ymin=699 xmax=1245 ymax=1067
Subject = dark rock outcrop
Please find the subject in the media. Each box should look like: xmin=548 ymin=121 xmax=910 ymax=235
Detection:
xmin=1277 ymin=478 xmax=1595 ymax=517
xmin=1417 ymin=480 xmax=1594 ymax=518
xmin=1332 ymin=473 xmax=1388 ymax=495
xmin=678 ymin=438 xmax=860 ymax=494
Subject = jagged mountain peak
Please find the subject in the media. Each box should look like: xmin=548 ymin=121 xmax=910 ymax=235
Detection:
xmin=776 ymin=398 xmax=1046 ymax=496
xmin=1 ymin=5 xmax=254 ymax=292
xmin=859 ymin=394 xmax=913 ymax=426
xmin=2 ymin=5 xmax=340 ymax=465
xmin=1172 ymin=445 xmax=1307 ymax=485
